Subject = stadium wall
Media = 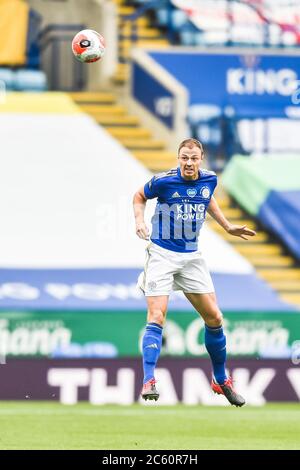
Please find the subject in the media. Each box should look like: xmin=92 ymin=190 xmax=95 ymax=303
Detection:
xmin=0 ymin=358 xmax=299 ymax=405
xmin=127 ymin=48 xmax=189 ymax=151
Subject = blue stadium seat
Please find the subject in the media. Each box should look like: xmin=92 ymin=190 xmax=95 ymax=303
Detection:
xmin=188 ymin=104 xmax=222 ymax=125
xmin=14 ymin=69 xmax=47 ymax=91
xmin=196 ymin=122 xmax=222 ymax=146
xmin=179 ymin=23 xmax=199 ymax=46
xmin=0 ymin=68 xmax=15 ymax=90
xmin=188 ymin=104 xmax=223 ymax=167
xmin=194 ymin=31 xmax=206 ymax=46
xmin=171 ymin=9 xmax=188 ymax=30
xmin=155 ymin=7 xmax=168 ymax=27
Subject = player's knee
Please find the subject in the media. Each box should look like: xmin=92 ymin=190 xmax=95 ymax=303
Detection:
xmin=148 ymin=309 xmax=165 ymax=326
xmin=206 ymin=309 xmax=223 ymax=327
xmin=214 ymin=313 xmax=223 ymax=327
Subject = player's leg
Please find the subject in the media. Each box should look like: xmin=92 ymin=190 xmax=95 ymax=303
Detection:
xmin=138 ymin=243 xmax=175 ymax=400
xmin=141 ymin=295 xmax=168 ymax=400
xmin=143 ymin=295 xmax=168 ymax=383
xmin=175 ymin=252 xmax=245 ymax=406
xmin=174 ymin=255 xmax=227 ymax=384
xmin=184 ymin=292 xmax=245 ymax=407
xmin=146 ymin=294 xmax=169 ymax=326
xmin=184 ymin=292 xmax=226 ymax=383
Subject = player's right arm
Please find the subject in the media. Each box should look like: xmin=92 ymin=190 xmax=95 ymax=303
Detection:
xmin=133 ymin=186 xmax=150 ymax=240
xmin=133 ymin=176 xmax=160 ymax=240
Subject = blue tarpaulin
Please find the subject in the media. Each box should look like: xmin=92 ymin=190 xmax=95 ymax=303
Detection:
xmin=259 ymin=190 xmax=300 ymax=260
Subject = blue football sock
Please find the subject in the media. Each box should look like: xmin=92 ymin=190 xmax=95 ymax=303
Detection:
xmin=205 ymin=324 xmax=227 ymax=385
xmin=142 ymin=322 xmax=163 ymax=384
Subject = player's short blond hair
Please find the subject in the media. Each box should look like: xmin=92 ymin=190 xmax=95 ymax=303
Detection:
xmin=178 ymin=138 xmax=204 ymax=155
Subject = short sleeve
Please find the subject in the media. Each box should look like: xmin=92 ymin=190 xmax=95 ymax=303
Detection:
xmin=144 ymin=177 xmax=159 ymax=199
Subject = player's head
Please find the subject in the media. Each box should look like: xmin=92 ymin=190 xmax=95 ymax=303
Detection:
xmin=178 ymin=138 xmax=204 ymax=180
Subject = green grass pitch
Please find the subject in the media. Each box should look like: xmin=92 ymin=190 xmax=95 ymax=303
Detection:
xmin=0 ymin=402 xmax=299 ymax=450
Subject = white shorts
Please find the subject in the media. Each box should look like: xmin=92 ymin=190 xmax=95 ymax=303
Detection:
xmin=138 ymin=242 xmax=215 ymax=297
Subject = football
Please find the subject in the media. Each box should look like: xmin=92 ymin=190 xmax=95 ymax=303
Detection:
xmin=71 ymin=29 xmax=105 ymax=63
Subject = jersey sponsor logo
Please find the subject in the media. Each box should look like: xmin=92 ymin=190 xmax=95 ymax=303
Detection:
xmin=187 ymin=188 xmax=197 ymax=198
xmin=201 ymin=186 xmax=210 ymax=199
xmin=176 ymin=203 xmax=205 ymax=221
xmin=171 ymin=191 xmax=180 ymax=198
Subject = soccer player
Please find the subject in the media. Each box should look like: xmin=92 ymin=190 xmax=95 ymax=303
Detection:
xmin=133 ymin=138 xmax=256 ymax=407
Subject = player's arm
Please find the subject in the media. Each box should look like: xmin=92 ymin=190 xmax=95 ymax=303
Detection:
xmin=207 ymin=196 xmax=256 ymax=240
xmin=133 ymin=187 xmax=150 ymax=240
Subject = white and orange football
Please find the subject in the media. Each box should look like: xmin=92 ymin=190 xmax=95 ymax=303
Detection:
xmin=72 ymin=29 xmax=105 ymax=63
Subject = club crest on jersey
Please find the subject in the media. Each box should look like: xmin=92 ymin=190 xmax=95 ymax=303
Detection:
xmin=187 ymin=188 xmax=197 ymax=198
xmin=201 ymin=186 xmax=210 ymax=199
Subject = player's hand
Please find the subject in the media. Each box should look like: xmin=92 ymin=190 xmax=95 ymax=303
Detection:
xmin=226 ymin=224 xmax=256 ymax=240
xmin=136 ymin=222 xmax=150 ymax=240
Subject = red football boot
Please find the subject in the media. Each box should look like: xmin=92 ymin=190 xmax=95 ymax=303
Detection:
xmin=141 ymin=378 xmax=159 ymax=401
xmin=211 ymin=377 xmax=245 ymax=407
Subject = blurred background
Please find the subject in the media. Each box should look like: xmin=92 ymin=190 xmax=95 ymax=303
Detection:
xmin=0 ymin=0 xmax=300 ymax=407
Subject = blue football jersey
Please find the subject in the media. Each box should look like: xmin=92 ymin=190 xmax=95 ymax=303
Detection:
xmin=144 ymin=167 xmax=217 ymax=252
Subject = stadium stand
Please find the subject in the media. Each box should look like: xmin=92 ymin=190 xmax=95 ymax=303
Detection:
xmin=70 ymin=91 xmax=177 ymax=172
xmin=143 ymin=49 xmax=300 ymax=159
xmin=116 ymin=1 xmax=300 ymax=173
xmin=114 ymin=0 xmax=169 ymax=83
xmin=61 ymin=1 xmax=300 ymax=313
xmin=70 ymin=34 xmax=300 ymax=310
xmin=130 ymin=0 xmax=300 ymax=48
xmin=112 ymin=0 xmax=300 ymax=87
xmin=222 ymin=155 xmax=300 ymax=307
xmin=0 ymin=0 xmax=29 ymax=66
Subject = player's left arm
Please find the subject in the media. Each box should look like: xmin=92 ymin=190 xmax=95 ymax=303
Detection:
xmin=207 ymin=196 xmax=256 ymax=240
